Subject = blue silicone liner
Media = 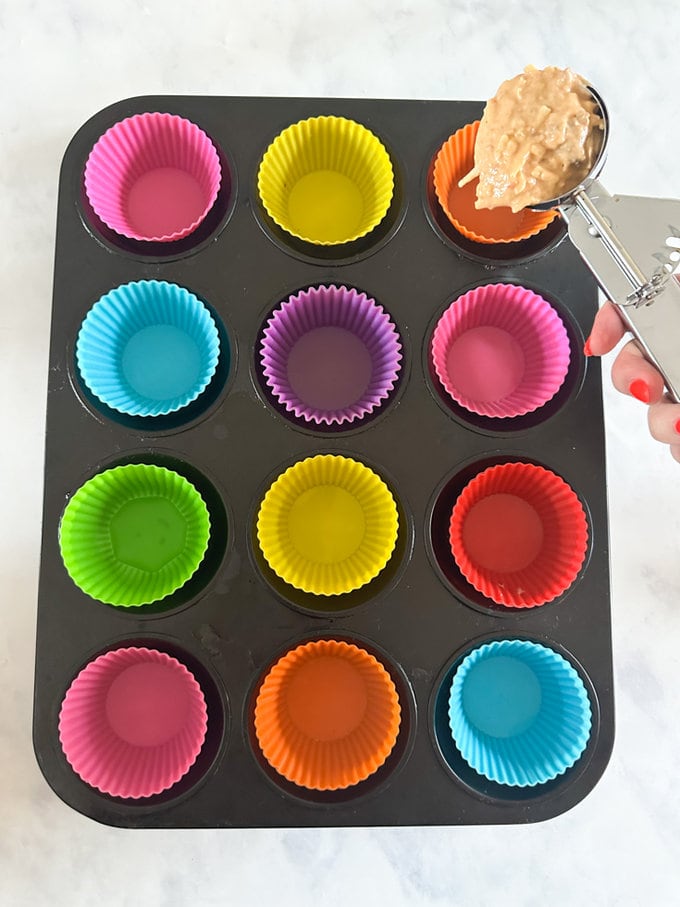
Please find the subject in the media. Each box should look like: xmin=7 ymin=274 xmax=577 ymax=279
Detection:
xmin=76 ymin=279 xmax=221 ymax=417
xmin=448 ymin=639 xmax=592 ymax=787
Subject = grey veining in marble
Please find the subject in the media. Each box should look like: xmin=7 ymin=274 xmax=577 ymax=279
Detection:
xmin=2 ymin=1 xmax=680 ymax=904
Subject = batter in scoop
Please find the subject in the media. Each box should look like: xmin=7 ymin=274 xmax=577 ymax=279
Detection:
xmin=460 ymin=65 xmax=604 ymax=212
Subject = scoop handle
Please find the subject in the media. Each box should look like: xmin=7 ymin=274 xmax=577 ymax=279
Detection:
xmin=560 ymin=183 xmax=680 ymax=403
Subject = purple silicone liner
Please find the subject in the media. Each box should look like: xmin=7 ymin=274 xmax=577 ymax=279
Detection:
xmin=260 ymin=284 xmax=403 ymax=427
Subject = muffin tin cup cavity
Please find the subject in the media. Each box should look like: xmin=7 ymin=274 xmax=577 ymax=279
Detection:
xmin=76 ymin=280 xmax=221 ymax=419
xmin=431 ymin=283 xmax=571 ymax=419
xmin=448 ymin=639 xmax=592 ymax=787
xmin=58 ymin=646 xmax=209 ymax=799
xmin=256 ymin=454 xmax=399 ymax=597
xmin=84 ymin=112 xmax=222 ymax=243
xmin=59 ymin=463 xmax=211 ymax=607
xmin=432 ymin=121 xmax=558 ymax=245
xmin=449 ymin=462 xmax=589 ymax=608
xmin=259 ymin=284 xmax=403 ymax=428
xmin=253 ymin=639 xmax=401 ymax=791
xmin=257 ymin=115 xmax=394 ymax=246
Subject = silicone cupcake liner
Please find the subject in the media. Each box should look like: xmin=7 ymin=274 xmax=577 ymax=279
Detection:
xmin=84 ymin=112 xmax=222 ymax=242
xmin=59 ymin=647 xmax=208 ymax=798
xmin=254 ymin=639 xmax=401 ymax=790
xmin=257 ymin=115 xmax=394 ymax=245
xmin=449 ymin=462 xmax=589 ymax=607
xmin=448 ymin=639 xmax=592 ymax=787
xmin=59 ymin=464 xmax=211 ymax=606
xmin=256 ymin=454 xmax=399 ymax=596
xmin=260 ymin=284 xmax=402 ymax=426
xmin=433 ymin=121 xmax=558 ymax=244
xmin=431 ymin=283 xmax=570 ymax=418
xmin=76 ymin=280 xmax=221 ymax=418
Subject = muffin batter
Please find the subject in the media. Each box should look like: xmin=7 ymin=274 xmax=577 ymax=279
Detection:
xmin=460 ymin=65 xmax=604 ymax=212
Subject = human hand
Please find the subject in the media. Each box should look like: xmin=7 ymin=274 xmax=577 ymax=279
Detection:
xmin=585 ymin=301 xmax=680 ymax=463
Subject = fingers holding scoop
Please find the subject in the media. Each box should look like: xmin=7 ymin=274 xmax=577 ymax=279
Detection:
xmin=647 ymin=397 xmax=680 ymax=463
xmin=586 ymin=300 xmax=680 ymax=462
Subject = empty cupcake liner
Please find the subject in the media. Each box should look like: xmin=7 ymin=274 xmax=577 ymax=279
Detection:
xmin=76 ymin=279 xmax=221 ymax=418
xmin=431 ymin=283 xmax=570 ymax=418
xmin=254 ymin=639 xmax=401 ymax=790
xmin=59 ymin=463 xmax=211 ymax=606
xmin=448 ymin=639 xmax=592 ymax=786
xmin=449 ymin=462 xmax=589 ymax=607
xmin=256 ymin=454 xmax=399 ymax=596
xmin=257 ymin=115 xmax=394 ymax=245
xmin=59 ymin=646 xmax=208 ymax=798
xmin=433 ymin=121 xmax=558 ymax=244
xmin=84 ymin=112 xmax=222 ymax=242
xmin=260 ymin=284 xmax=402 ymax=426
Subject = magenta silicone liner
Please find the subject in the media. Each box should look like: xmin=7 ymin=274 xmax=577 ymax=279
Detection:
xmin=84 ymin=112 xmax=222 ymax=243
xmin=58 ymin=646 xmax=208 ymax=799
xmin=431 ymin=283 xmax=571 ymax=419
xmin=260 ymin=284 xmax=403 ymax=426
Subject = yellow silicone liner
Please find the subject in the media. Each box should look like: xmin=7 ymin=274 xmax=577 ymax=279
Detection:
xmin=257 ymin=116 xmax=394 ymax=245
xmin=256 ymin=454 xmax=399 ymax=595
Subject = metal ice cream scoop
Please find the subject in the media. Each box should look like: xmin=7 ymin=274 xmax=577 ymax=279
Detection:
xmin=531 ymin=86 xmax=680 ymax=403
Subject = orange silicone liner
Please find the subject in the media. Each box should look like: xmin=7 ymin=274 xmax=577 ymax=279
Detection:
xmin=253 ymin=639 xmax=401 ymax=790
xmin=432 ymin=121 xmax=558 ymax=244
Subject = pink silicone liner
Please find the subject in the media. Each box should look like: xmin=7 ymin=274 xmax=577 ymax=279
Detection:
xmin=431 ymin=283 xmax=571 ymax=418
xmin=84 ymin=112 xmax=222 ymax=243
xmin=58 ymin=646 xmax=208 ymax=799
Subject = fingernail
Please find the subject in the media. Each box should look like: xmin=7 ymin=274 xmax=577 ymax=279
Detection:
xmin=583 ymin=337 xmax=593 ymax=357
xmin=675 ymin=419 xmax=680 ymax=435
xmin=629 ymin=379 xmax=651 ymax=403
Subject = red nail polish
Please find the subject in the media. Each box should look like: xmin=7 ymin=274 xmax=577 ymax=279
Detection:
xmin=583 ymin=337 xmax=593 ymax=357
xmin=629 ymin=379 xmax=650 ymax=403
xmin=675 ymin=419 xmax=680 ymax=435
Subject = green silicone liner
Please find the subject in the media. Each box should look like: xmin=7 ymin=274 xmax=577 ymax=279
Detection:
xmin=59 ymin=464 xmax=211 ymax=606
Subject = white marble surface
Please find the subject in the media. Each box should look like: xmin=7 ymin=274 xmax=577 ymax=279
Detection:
xmin=2 ymin=1 xmax=680 ymax=904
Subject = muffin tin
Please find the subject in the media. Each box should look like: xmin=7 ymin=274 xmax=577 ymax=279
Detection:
xmin=33 ymin=95 xmax=614 ymax=827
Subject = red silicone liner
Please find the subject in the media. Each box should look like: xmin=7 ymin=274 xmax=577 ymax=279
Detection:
xmin=449 ymin=462 xmax=589 ymax=607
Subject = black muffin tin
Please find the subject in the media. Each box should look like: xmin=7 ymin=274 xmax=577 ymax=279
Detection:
xmin=33 ymin=96 xmax=614 ymax=827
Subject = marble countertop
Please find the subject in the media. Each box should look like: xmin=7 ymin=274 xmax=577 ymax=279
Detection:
xmin=2 ymin=1 xmax=679 ymax=904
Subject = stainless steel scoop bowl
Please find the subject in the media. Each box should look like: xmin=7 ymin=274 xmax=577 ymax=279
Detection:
xmin=530 ymin=85 xmax=610 ymax=211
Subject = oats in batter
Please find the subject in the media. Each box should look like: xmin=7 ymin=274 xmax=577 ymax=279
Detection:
xmin=460 ymin=65 xmax=604 ymax=212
